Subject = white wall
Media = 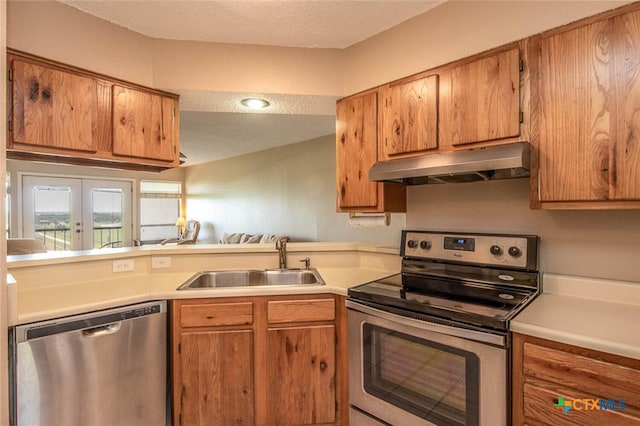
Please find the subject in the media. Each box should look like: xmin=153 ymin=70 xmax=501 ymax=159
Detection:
xmin=7 ymin=0 xmax=154 ymax=86
xmin=184 ymin=135 xmax=405 ymax=244
xmin=344 ymin=0 xmax=633 ymax=93
xmin=407 ymin=180 xmax=640 ymax=283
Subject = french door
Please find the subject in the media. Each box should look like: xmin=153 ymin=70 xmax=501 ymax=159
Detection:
xmin=21 ymin=176 xmax=133 ymax=251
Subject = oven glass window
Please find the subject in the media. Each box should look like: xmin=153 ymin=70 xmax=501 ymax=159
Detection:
xmin=362 ymin=324 xmax=479 ymax=426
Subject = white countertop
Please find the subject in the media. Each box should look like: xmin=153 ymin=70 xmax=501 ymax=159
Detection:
xmin=10 ymin=244 xmax=400 ymax=324
xmin=511 ymin=273 xmax=640 ymax=360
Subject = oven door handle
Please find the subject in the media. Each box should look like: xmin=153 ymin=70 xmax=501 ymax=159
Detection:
xmin=346 ymin=300 xmax=506 ymax=346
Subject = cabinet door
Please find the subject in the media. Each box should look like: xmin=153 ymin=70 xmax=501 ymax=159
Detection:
xmin=112 ymin=85 xmax=176 ymax=162
xmin=448 ymin=48 xmax=521 ymax=146
xmin=538 ymin=20 xmax=613 ymax=202
xmin=267 ymin=325 xmax=336 ymax=425
xmin=612 ymin=10 xmax=640 ymax=200
xmin=179 ymin=330 xmax=254 ymax=426
xmin=11 ymin=59 xmax=98 ymax=152
xmin=336 ymin=92 xmax=379 ymax=209
xmin=380 ymin=74 xmax=438 ymax=157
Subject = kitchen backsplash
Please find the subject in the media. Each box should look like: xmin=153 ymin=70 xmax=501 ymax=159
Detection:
xmin=407 ymin=179 xmax=640 ymax=283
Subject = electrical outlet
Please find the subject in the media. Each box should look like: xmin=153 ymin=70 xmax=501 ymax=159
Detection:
xmin=152 ymin=256 xmax=171 ymax=269
xmin=112 ymin=259 xmax=134 ymax=273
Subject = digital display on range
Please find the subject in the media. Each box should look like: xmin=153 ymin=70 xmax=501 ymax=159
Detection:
xmin=444 ymin=236 xmax=475 ymax=251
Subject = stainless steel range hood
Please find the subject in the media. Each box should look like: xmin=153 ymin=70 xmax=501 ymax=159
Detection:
xmin=369 ymin=142 xmax=530 ymax=185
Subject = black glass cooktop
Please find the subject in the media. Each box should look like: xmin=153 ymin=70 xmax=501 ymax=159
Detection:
xmin=348 ymin=271 xmax=538 ymax=331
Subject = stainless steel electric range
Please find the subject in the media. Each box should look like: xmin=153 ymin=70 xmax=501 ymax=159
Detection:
xmin=347 ymin=230 xmax=539 ymax=426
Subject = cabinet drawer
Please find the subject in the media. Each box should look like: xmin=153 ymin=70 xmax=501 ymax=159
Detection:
xmin=180 ymin=302 xmax=253 ymax=327
xmin=267 ymin=298 xmax=335 ymax=324
xmin=523 ymin=380 xmax=640 ymax=425
xmin=523 ymin=342 xmax=640 ymax=408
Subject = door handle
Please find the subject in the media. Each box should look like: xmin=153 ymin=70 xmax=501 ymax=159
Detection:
xmin=82 ymin=322 xmax=121 ymax=337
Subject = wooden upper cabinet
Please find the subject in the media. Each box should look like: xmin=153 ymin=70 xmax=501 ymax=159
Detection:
xmin=612 ymin=10 xmax=640 ymax=201
xmin=112 ymin=85 xmax=177 ymax=162
xmin=336 ymin=91 xmax=379 ymax=210
xmin=336 ymin=90 xmax=406 ymax=213
xmin=380 ymin=74 xmax=438 ymax=158
xmin=441 ymin=47 xmax=521 ymax=147
xmin=7 ymin=49 xmax=180 ymax=171
xmin=11 ymin=59 xmax=99 ymax=153
xmin=537 ymin=8 xmax=640 ymax=204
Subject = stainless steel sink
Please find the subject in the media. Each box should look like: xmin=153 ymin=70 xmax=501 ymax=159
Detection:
xmin=177 ymin=268 xmax=325 ymax=290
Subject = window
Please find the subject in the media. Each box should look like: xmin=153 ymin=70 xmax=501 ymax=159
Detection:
xmin=5 ymin=172 xmax=10 ymax=238
xmin=139 ymin=180 xmax=182 ymax=244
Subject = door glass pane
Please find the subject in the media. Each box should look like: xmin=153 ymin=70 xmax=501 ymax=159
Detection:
xmin=363 ymin=324 xmax=479 ymax=426
xmin=32 ymin=185 xmax=72 ymax=251
xmin=91 ymin=188 xmax=123 ymax=249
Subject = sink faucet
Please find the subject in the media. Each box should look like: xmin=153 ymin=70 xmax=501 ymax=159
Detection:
xmin=275 ymin=238 xmax=287 ymax=269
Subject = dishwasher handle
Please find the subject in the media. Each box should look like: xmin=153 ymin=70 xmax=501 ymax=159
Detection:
xmin=82 ymin=322 xmax=121 ymax=337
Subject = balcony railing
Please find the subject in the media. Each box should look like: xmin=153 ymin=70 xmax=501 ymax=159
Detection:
xmin=35 ymin=225 xmax=123 ymax=251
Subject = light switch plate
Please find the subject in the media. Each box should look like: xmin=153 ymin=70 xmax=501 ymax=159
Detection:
xmin=112 ymin=259 xmax=134 ymax=273
xmin=152 ymin=256 xmax=172 ymax=269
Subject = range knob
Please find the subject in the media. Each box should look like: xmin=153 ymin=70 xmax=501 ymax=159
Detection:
xmin=420 ymin=240 xmax=432 ymax=250
xmin=490 ymin=245 xmax=503 ymax=255
xmin=407 ymin=240 xmax=417 ymax=249
xmin=508 ymin=246 xmax=522 ymax=257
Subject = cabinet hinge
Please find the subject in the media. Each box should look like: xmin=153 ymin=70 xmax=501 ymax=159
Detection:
xmin=519 ymin=111 xmax=524 ymax=123
xmin=7 ymin=69 xmax=12 ymax=82
xmin=519 ymin=58 xmax=524 ymax=73
xmin=178 ymin=342 xmax=181 ymax=354
xmin=7 ymin=119 xmax=12 ymax=133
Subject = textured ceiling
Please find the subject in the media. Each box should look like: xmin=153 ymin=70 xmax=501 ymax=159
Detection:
xmin=58 ymin=0 xmax=443 ymax=48
xmin=56 ymin=1 xmax=444 ymax=166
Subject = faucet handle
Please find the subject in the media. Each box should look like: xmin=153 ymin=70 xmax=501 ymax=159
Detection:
xmin=299 ymin=257 xmax=310 ymax=270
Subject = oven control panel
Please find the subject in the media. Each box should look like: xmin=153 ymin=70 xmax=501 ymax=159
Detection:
xmin=401 ymin=230 xmax=538 ymax=270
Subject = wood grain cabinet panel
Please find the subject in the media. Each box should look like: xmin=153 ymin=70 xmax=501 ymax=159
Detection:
xmin=112 ymin=85 xmax=177 ymax=162
xmin=512 ymin=333 xmax=640 ymax=425
xmin=612 ymin=10 xmax=640 ymax=201
xmin=445 ymin=47 xmax=521 ymax=146
xmin=180 ymin=302 xmax=253 ymax=327
xmin=172 ymin=295 xmax=347 ymax=426
xmin=7 ymin=49 xmax=180 ymax=171
xmin=380 ymin=74 xmax=439 ymax=157
xmin=336 ymin=91 xmax=379 ymax=210
xmin=336 ymin=90 xmax=406 ymax=213
xmin=11 ymin=59 xmax=99 ymax=153
xmin=180 ymin=330 xmax=254 ymax=426
xmin=537 ymin=7 xmax=640 ymax=205
xmin=267 ymin=298 xmax=335 ymax=324
xmin=267 ymin=325 xmax=336 ymax=425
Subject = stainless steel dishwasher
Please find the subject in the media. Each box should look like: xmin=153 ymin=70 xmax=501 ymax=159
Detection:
xmin=11 ymin=301 xmax=167 ymax=426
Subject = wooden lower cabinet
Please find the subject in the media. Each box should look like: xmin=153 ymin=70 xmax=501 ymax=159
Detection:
xmin=180 ymin=330 xmax=255 ymax=425
xmin=172 ymin=294 xmax=348 ymax=426
xmin=512 ymin=333 xmax=640 ymax=425
xmin=267 ymin=325 xmax=336 ymax=425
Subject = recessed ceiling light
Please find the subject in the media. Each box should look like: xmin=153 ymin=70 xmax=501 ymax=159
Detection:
xmin=240 ymin=98 xmax=270 ymax=110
